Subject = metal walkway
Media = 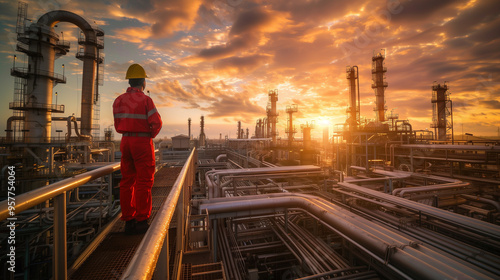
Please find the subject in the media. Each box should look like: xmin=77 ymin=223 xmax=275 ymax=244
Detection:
xmin=70 ymin=167 xmax=182 ymax=280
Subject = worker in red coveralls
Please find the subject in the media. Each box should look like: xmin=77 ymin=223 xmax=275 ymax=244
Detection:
xmin=113 ymin=64 xmax=162 ymax=234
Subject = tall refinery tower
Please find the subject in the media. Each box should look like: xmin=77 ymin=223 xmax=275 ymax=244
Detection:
xmin=372 ymin=49 xmax=388 ymax=122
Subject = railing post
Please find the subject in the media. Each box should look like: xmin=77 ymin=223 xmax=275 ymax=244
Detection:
xmin=176 ymin=187 xmax=184 ymax=252
xmin=54 ymin=192 xmax=67 ymax=280
xmin=212 ymin=219 xmax=218 ymax=262
xmin=154 ymin=231 xmax=169 ymax=280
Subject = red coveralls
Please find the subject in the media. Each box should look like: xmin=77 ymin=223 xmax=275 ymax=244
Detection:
xmin=113 ymin=87 xmax=162 ymax=222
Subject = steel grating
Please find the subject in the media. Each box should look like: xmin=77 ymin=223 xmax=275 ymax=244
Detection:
xmin=70 ymin=232 xmax=143 ymax=280
xmin=191 ymin=262 xmax=225 ymax=280
xmin=70 ymin=167 xmax=182 ymax=279
xmin=181 ymin=263 xmax=193 ymax=280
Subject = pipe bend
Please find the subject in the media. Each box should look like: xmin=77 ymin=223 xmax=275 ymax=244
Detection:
xmin=37 ymin=10 xmax=98 ymax=39
xmin=215 ymin=154 xmax=227 ymax=162
xmin=461 ymin=194 xmax=500 ymax=212
xmin=201 ymin=193 xmax=492 ymax=280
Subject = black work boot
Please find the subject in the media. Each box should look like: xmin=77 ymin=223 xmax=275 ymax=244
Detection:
xmin=125 ymin=220 xmax=136 ymax=235
xmin=135 ymin=220 xmax=149 ymax=234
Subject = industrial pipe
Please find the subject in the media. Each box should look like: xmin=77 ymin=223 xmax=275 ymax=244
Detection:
xmin=461 ymin=194 xmax=500 ymax=213
xmin=5 ymin=116 xmax=24 ymax=141
xmin=216 ymin=154 xmax=227 ymax=162
xmin=205 ymin=165 xmax=322 ymax=198
xmin=394 ymin=182 xmax=470 ymax=197
xmin=66 ymin=115 xmax=91 ymax=141
xmin=337 ymin=181 xmax=500 ymax=240
xmin=201 ymin=194 xmax=495 ymax=280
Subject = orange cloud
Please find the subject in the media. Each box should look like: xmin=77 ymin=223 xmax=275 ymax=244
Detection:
xmin=110 ymin=26 xmax=152 ymax=44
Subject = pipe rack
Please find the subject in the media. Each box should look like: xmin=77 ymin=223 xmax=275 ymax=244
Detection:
xmin=201 ymin=193 xmax=497 ymax=279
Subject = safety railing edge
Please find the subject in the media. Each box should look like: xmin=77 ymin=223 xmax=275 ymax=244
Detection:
xmin=0 ymin=162 xmax=121 ymax=221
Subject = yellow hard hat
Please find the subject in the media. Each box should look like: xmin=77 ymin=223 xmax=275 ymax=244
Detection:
xmin=125 ymin=64 xmax=148 ymax=79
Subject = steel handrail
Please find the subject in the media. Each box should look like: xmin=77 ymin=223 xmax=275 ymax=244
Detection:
xmin=0 ymin=162 xmax=120 ymax=221
xmin=121 ymin=148 xmax=197 ymax=279
xmin=0 ymin=162 xmax=120 ymax=280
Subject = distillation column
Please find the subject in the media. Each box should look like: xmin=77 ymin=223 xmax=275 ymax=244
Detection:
xmin=14 ymin=21 xmax=60 ymax=143
xmin=285 ymin=104 xmax=298 ymax=147
xmin=372 ymin=49 xmax=388 ymax=122
xmin=301 ymin=122 xmax=314 ymax=150
xmin=38 ymin=11 xmax=100 ymax=138
xmin=346 ymin=66 xmax=360 ymax=133
xmin=9 ymin=9 xmax=102 ymax=152
xmin=237 ymin=121 xmax=242 ymax=139
xmin=199 ymin=116 xmax=206 ymax=146
xmin=267 ymin=89 xmax=279 ymax=145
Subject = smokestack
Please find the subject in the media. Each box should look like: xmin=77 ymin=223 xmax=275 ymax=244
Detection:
xmin=237 ymin=121 xmax=242 ymax=139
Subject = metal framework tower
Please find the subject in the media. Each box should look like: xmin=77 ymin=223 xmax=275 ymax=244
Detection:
xmin=346 ymin=66 xmax=360 ymax=132
xmin=199 ymin=116 xmax=206 ymax=146
xmin=267 ymin=89 xmax=279 ymax=145
xmin=285 ymin=104 xmax=298 ymax=147
xmin=372 ymin=49 xmax=388 ymax=122
xmin=431 ymin=82 xmax=453 ymax=141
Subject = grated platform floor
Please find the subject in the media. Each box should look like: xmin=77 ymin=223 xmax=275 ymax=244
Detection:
xmin=70 ymin=167 xmax=182 ymax=280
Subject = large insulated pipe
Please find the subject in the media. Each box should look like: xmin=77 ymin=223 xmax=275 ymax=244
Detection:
xmin=201 ymin=194 xmax=495 ymax=280
xmin=38 ymin=10 xmax=99 ymax=137
xmin=394 ymin=182 xmax=470 ymax=197
xmin=338 ymin=181 xmax=500 ymax=240
xmin=461 ymin=194 xmax=500 ymax=212
xmin=205 ymin=165 xmax=322 ymax=198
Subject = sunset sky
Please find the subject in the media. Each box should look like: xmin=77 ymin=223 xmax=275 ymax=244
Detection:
xmin=0 ymin=0 xmax=499 ymax=139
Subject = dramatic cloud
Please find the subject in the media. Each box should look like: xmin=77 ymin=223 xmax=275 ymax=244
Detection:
xmin=117 ymin=0 xmax=203 ymax=37
xmin=178 ymin=6 xmax=290 ymax=64
xmin=0 ymin=0 xmax=499 ymax=138
xmin=152 ymin=78 xmax=264 ymax=122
